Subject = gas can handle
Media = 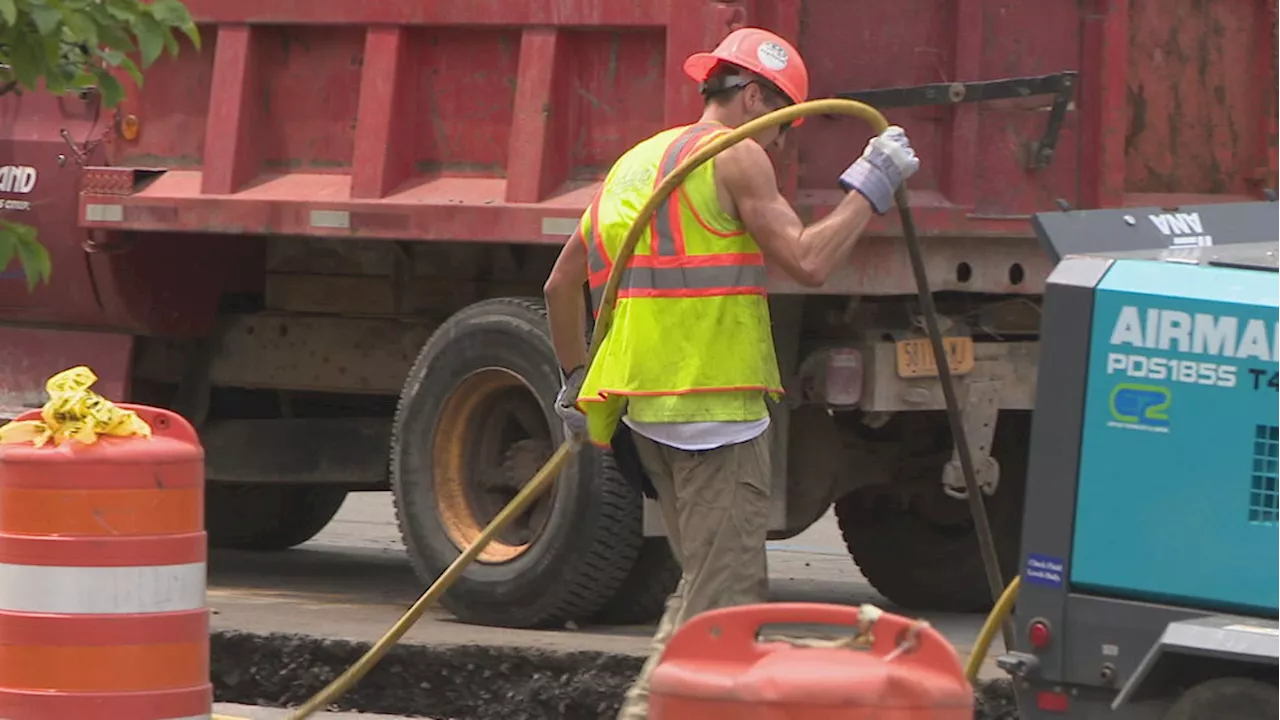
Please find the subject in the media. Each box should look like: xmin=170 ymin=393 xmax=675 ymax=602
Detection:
xmin=117 ymin=403 xmax=202 ymax=446
xmin=659 ymin=602 xmax=967 ymax=675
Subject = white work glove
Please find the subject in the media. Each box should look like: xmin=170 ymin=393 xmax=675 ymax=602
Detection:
xmin=555 ymin=366 xmax=588 ymax=441
xmin=837 ymin=125 xmax=921 ymax=215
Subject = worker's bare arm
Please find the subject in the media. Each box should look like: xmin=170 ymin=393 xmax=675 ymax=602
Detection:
xmin=543 ymin=234 xmax=589 ymax=375
xmin=717 ymin=140 xmax=872 ymax=288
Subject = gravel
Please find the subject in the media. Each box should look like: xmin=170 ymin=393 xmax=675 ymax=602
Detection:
xmin=211 ymin=630 xmax=1020 ymax=720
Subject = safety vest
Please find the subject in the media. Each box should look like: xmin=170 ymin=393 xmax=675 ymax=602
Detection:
xmin=574 ymin=122 xmax=784 ymax=447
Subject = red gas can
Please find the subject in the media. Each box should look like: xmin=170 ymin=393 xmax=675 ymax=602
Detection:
xmin=649 ymin=602 xmax=973 ymax=720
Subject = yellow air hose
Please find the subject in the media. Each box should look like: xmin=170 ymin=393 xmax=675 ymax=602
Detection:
xmin=965 ymin=575 xmax=1021 ymax=682
xmin=213 ymin=98 xmax=902 ymax=720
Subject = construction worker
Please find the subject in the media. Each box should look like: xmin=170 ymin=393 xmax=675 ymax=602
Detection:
xmin=542 ymin=27 xmax=919 ymax=719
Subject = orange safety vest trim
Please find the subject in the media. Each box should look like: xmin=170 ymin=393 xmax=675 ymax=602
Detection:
xmin=581 ymin=123 xmax=766 ymax=310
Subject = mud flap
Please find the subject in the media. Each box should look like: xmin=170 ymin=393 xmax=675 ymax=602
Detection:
xmin=610 ymin=422 xmax=657 ymax=500
xmin=0 ymin=327 xmax=134 ymax=419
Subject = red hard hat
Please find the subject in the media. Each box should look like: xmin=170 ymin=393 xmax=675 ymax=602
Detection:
xmin=684 ymin=27 xmax=810 ymax=124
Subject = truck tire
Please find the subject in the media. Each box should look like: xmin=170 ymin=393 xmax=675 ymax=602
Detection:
xmin=1164 ymin=677 xmax=1277 ymax=720
xmin=206 ymin=483 xmax=348 ymax=550
xmin=590 ymin=537 xmax=681 ymax=625
xmin=833 ymin=411 xmax=1029 ymax=613
xmin=390 ymin=297 xmax=644 ymax=629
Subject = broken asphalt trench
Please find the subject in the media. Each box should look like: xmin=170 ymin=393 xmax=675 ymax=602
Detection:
xmin=209 ymin=494 xmax=1020 ymax=719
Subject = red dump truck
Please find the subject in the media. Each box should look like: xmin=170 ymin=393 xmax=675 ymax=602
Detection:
xmin=1 ymin=0 xmax=1275 ymax=628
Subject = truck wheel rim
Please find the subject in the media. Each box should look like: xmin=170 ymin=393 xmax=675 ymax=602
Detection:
xmin=432 ymin=368 xmax=556 ymax=563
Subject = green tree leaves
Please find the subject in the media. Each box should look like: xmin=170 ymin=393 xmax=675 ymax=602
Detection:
xmin=0 ymin=220 xmax=50 ymax=291
xmin=0 ymin=0 xmax=198 ymax=290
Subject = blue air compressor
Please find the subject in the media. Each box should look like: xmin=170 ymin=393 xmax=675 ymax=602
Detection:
xmin=998 ymin=201 xmax=1279 ymax=719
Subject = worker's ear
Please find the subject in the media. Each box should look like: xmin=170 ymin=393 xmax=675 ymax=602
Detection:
xmin=744 ymin=82 xmax=769 ymax=114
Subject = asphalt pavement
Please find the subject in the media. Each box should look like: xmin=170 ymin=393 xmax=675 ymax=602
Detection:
xmin=214 ymin=705 xmax=422 ymax=720
xmin=208 ymin=491 xmax=1004 ymax=674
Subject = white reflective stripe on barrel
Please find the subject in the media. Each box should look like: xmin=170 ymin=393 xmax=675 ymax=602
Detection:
xmin=0 ymin=562 xmax=206 ymax=614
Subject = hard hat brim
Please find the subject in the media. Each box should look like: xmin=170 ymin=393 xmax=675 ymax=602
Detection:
xmin=683 ymin=53 xmax=720 ymax=83
xmin=684 ymin=51 xmax=806 ymax=128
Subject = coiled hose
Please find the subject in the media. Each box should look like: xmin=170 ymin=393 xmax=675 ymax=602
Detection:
xmin=215 ymin=97 xmax=1013 ymax=720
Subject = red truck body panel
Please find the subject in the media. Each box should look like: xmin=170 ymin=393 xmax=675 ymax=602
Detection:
xmin=1 ymin=0 xmax=1275 ymax=331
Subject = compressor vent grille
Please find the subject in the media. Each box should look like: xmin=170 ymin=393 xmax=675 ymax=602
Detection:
xmin=1248 ymin=424 xmax=1279 ymax=525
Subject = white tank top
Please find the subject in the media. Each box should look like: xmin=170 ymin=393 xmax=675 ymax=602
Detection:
xmin=622 ymin=416 xmax=770 ymax=451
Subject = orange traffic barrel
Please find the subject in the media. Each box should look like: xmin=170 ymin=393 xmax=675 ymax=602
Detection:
xmin=649 ymin=602 xmax=973 ymax=719
xmin=0 ymin=404 xmax=210 ymax=720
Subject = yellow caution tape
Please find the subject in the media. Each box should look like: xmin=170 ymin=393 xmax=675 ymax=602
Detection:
xmin=0 ymin=366 xmax=152 ymax=447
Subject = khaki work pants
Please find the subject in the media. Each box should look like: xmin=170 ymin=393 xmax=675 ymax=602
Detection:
xmin=615 ymin=429 xmax=773 ymax=720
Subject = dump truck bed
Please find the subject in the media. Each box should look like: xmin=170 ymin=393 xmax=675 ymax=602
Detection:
xmin=81 ymin=0 xmax=1280 ymax=233
xmin=1 ymin=0 xmax=1275 ymax=325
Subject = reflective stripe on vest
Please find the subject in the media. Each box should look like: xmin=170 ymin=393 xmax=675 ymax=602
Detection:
xmin=649 ymin=124 xmax=711 ymax=258
xmin=584 ymin=124 xmax=765 ymax=311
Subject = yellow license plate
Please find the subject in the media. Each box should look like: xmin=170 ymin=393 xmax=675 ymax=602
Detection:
xmin=894 ymin=336 xmax=975 ymax=378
